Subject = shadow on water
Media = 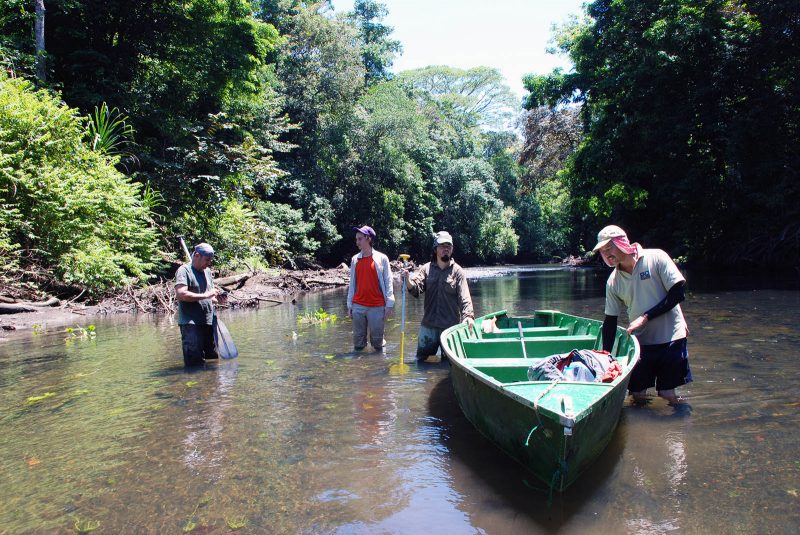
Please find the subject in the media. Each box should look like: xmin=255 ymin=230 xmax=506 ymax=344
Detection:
xmin=427 ymin=374 xmax=627 ymax=531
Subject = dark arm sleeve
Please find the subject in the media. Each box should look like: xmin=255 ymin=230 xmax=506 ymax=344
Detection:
xmin=602 ymin=315 xmax=618 ymax=353
xmin=644 ymin=280 xmax=686 ymax=320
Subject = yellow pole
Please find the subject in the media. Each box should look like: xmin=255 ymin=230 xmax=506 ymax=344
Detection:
xmin=390 ymin=254 xmax=411 ymax=374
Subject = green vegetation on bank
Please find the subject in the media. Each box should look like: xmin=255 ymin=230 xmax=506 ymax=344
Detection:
xmin=0 ymin=0 xmax=797 ymax=298
xmin=0 ymin=74 xmax=160 ymax=295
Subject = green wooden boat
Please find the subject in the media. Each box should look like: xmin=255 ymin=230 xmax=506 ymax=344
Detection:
xmin=440 ymin=310 xmax=640 ymax=493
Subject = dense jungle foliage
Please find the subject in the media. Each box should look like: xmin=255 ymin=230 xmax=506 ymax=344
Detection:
xmin=525 ymin=0 xmax=799 ymax=268
xmin=1 ymin=0 xmax=797 ymax=297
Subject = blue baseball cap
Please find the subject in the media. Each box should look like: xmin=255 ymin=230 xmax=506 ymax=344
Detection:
xmin=353 ymin=226 xmax=376 ymax=237
xmin=194 ymin=243 xmax=215 ymax=256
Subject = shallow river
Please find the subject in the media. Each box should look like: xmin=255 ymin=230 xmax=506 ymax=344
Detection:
xmin=1 ymin=267 xmax=798 ymax=534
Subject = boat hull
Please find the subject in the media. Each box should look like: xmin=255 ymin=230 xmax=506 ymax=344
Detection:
xmin=441 ymin=310 xmax=639 ymax=492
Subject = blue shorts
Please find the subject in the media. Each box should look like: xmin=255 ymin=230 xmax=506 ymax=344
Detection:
xmin=628 ymin=337 xmax=692 ymax=392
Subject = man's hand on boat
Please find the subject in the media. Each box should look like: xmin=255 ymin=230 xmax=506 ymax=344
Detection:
xmin=463 ymin=317 xmax=475 ymax=333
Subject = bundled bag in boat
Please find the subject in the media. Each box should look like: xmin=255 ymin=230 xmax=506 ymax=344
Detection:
xmin=527 ymin=349 xmax=622 ymax=383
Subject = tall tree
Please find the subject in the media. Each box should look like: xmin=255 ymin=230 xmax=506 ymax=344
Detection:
xmin=332 ymin=81 xmax=440 ymax=260
xmin=399 ymin=65 xmax=518 ymax=129
xmin=273 ymin=3 xmax=366 ymax=257
xmin=346 ymin=0 xmax=402 ymax=86
xmin=516 ymin=106 xmax=583 ymax=259
xmin=34 ymin=0 xmax=45 ymax=82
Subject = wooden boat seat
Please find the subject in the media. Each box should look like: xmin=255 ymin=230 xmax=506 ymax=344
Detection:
xmin=461 ymin=335 xmax=598 ymax=359
xmin=480 ymin=326 xmax=570 ymax=339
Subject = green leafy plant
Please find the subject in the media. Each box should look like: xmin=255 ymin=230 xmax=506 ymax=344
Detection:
xmin=72 ymin=517 xmax=100 ymax=534
xmin=225 ymin=515 xmax=247 ymax=530
xmin=0 ymin=73 xmax=161 ymax=296
xmin=297 ymin=308 xmax=338 ymax=324
xmin=64 ymin=325 xmax=96 ymax=341
xmin=87 ymin=102 xmax=134 ymax=157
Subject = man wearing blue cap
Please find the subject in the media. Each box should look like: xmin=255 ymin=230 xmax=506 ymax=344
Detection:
xmin=175 ymin=242 xmax=226 ymax=366
xmin=403 ymin=231 xmax=474 ymax=362
xmin=347 ymin=226 xmax=395 ymax=351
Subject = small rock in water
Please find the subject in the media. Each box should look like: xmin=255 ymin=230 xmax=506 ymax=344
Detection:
xmin=63 ymin=503 xmax=78 ymax=514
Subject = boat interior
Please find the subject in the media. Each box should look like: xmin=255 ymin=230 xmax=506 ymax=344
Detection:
xmin=446 ymin=311 xmax=636 ymax=374
xmin=442 ymin=311 xmax=640 ymax=416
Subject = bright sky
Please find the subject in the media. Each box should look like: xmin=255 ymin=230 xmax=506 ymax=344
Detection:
xmin=332 ymin=0 xmax=586 ymax=100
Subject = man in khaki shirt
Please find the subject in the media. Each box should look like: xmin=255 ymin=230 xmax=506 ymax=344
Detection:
xmin=403 ymin=231 xmax=474 ymax=363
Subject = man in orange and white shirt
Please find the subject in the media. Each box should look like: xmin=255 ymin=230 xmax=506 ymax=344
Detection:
xmin=347 ymin=226 xmax=395 ymax=351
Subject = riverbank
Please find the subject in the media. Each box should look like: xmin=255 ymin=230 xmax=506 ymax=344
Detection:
xmin=0 ymin=255 xmax=596 ymax=336
xmin=0 ymin=264 xmax=353 ymax=334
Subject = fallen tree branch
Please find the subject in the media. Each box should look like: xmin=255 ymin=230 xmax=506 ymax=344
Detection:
xmin=284 ymin=273 xmax=310 ymax=289
xmin=215 ymin=272 xmax=252 ymax=287
xmin=0 ymin=296 xmax=61 ymax=313
xmin=256 ymin=296 xmax=284 ymax=303
xmin=28 ymin=296 xmax=61 ymax=307
xmin=129 ymin=287 xmax=147 ymax=313
xmin=304 ymin=278 xmax=347 ymax=286
xmin=0 ymin=303 xmax=39 ymax=314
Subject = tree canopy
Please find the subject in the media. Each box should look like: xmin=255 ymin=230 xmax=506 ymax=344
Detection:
xmin=523 ymin=0 xmax=799 ymax=266
xmin=1 ymin=0 xmax=795 ymax=298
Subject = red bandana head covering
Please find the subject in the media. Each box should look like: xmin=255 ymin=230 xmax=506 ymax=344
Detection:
xmin=610 ymin=235 xmax=638 ymax=255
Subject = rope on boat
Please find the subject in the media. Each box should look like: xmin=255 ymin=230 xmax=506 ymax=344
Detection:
xmin=524 ymin=379 xmax=561 ymax=446
xmin=534 ymin=379 xmax=561 ymax=408
xmin=547 ymin=460 xmax=569 ymax=506
xmin=524 ymin=424 xmax=540 ymax=446
xmin=521 ymin=378 xmax=569 ymax=503
xmin=547 ymin=429 xmax=572 ymax=504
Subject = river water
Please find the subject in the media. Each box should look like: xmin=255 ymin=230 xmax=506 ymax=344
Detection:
xmin=1 ymin=267 xmax=798 ymax=534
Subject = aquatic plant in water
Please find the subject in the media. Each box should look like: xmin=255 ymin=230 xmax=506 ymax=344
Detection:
xmin=182 ymin=518 xmax=198 ymax=533
xmin=297 ymin=308 xmax=337 ymax=325
xmin=64 ymin=325 xmax=96 ymax=341
xmin=225 ymin=515 xmax=247 ymax=530
xmin=26 ymin=392 xmax=56 ymax=404
xmin=72 ymin=517 xmax=100 ymax=533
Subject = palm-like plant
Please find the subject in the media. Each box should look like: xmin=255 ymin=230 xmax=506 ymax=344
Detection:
xmin=87 ymin=102 xmax=134 ymax=157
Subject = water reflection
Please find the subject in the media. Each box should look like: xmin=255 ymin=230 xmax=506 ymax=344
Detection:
xmin=0 ymin=268 xmax=798 ymax=533
xmin=181 ymin=361 xmax=239 ymax=478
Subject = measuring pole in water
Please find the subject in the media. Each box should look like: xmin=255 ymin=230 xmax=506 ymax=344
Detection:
xmin=390 ymin=254 xmax=411 ymax=374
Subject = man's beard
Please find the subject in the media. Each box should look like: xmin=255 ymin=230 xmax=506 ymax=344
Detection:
xmin=440 ymin=254 xmax=450 ymax=262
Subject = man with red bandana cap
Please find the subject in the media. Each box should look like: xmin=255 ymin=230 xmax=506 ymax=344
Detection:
xmin=593 ymin=225 xmax=692 ymax=405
